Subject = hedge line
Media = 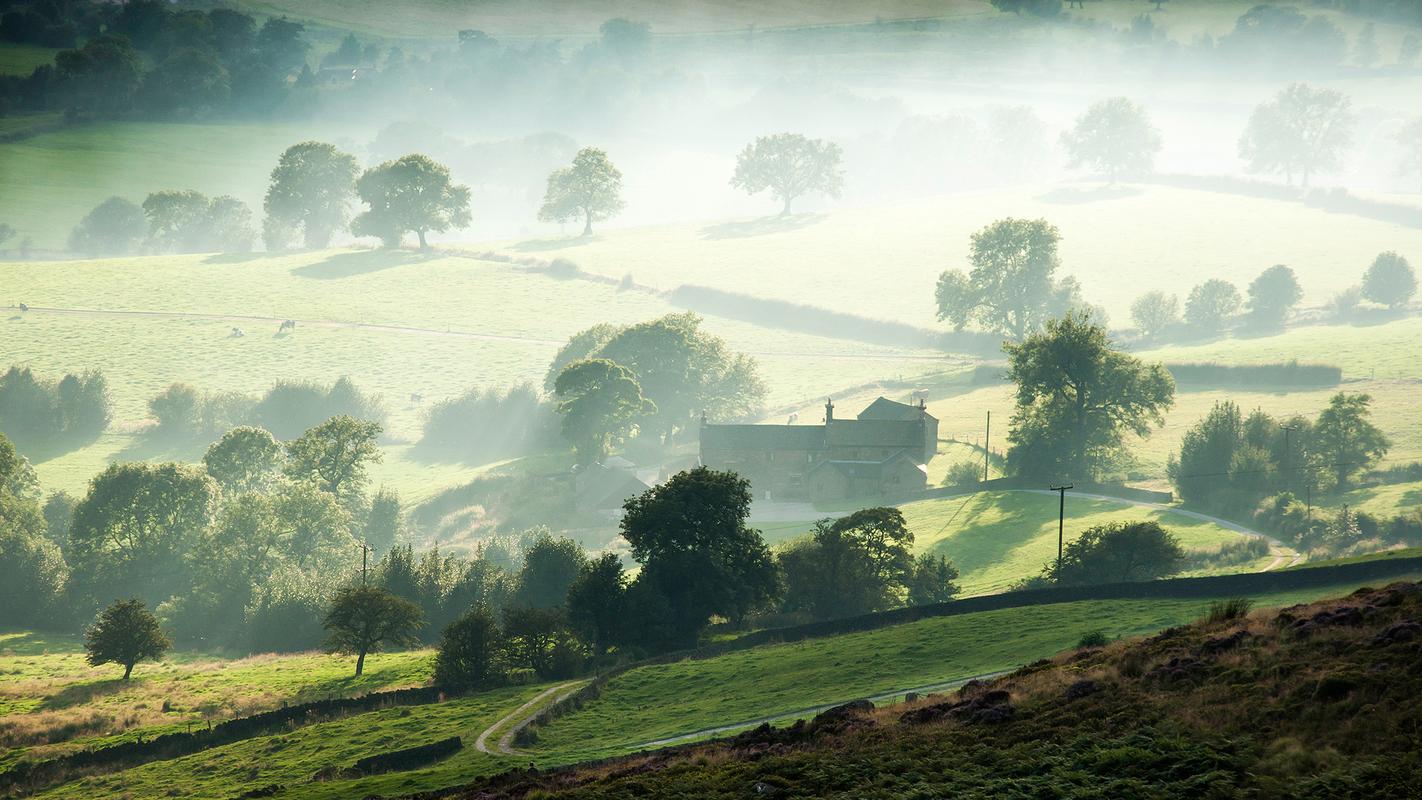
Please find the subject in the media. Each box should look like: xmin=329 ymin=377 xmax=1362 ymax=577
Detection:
xmin=1165 ymin=361 xmax=1342 ymax=388
xmin=0 ymin=685 xmax=443 ymax=795
xmin=351 ymin=736 xmax=462 ymax=776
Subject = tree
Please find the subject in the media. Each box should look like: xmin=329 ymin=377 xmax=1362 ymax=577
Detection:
xmin=139 ymin=47 xmax=230 ymax=115
xmin=501 ymin=605 xmax=569 ymax=677
xmin=1059 ymin=97 xmax=1162 ymax=183
xmin=544 ymin=323 xmax=624 ymax=392
xmin=1004 ymin=312 xmax=1175 ymax=481
xmin=1238 ymin=83 xmax=1354 ymax=187
xmin=433 ymin=605 xmax=505 ymax=691
xmin=595 ymin=313 xmax=766 ymax=442
xmin=553 ymin=358 xmax=654 ymax=465
xmin=730 ymin=133 xmax=844 ymax=216
xmin=68 ymin=197 xmax=147 ymax=256
xmin=265 ymin=141 xmax=361 ymax=249
xmin=936 ymin=218 xmax=1081 ymax=341
xmin=203 ymin=426 xmax=284 ymax=495
xmin=566 ymin=552 xmax=627 ymax=655
xmin=284 ymin=415 xmax=382 ymax=508
xmin=363 ymin=488 xmax=402 ymax=553
xmin=538 ymin=147 xmax=624 ymax=236
xmin=1361 ymin=251 xmax=1416 ymax=309
xmin=1168 ymin=401 xmax=1243 ymax=505
xmin=1041 ymin=521 xmax=1184 ymax=586
xmin=352 ymin=154 xmax=471 ymax=249
xmin=1130 ymin=291 xmax=1180 ymax=339
xmin=0 ymin=491 xmax=66 ymax=628
xmin=84 ymin=599 xmax=170 ymax=680
xmin=1312 ymin=392 xmax=1389 ymax=489
xmin=780 ymin=508 xmax=919 ymax=620
xmin=1184 ymin=279 xmax=1241 ymax=334
xmin=256 ymin=16 xmax=310 ymax=76
xmin=513 ymin=530 xmax=588 ymax=609
xmin=620 ymin=467 xmax=780 ymax=644
xmin=323 ymin=585 xmax=423 ymax=676
xmin=142 ymin=190 xmax=210 ymax=252
xmin=1244 ymin=264 xmax=1302 ymax=329
xmin=205 ymin=196 xmax=255 ymax=252
xmin=906 ymin=553 xmax=960 ymax=606
xmin=54 ymin=34 xmax=142 ymax=116
xmin=68 ymin=462 xmax=217 ymax=608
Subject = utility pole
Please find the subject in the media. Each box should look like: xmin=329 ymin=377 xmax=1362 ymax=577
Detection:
xmin=1282 ymin=424 xmax=1297 ymax=494
xmin=983 ymin=411 xmax=991 ymax=482
xmin=1050 ymin=484 xmax=1073 ymax=571
xmin=359 ymin=543 xmax=374 ymax=586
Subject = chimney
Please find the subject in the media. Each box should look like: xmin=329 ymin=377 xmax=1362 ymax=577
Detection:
xmin=824 ymin=397 xmax=834 ymax=423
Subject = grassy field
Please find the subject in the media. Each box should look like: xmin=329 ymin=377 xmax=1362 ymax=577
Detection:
xmin=526 ymin=574 xmax=1413 ymax=764
xmin=0 ymin=43 xmax=56 ymax=76
xmin=0 ymin=632 xmax=432 ymax=768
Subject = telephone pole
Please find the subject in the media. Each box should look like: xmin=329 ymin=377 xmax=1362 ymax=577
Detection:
xmin=1282 ymin=424 xmax=1298 ymax=494
xmin=1050 ymin=484 xmax=1074 ymax=571
xmin=983 ymin=411 xmax=991 ymax=482
xmin=359 ymin=543 xmax=374 ymax=586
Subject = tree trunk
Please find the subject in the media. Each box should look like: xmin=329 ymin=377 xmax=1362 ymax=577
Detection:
xmin=123 ymin=662 xmax=134 ymax=681
xmin=780 ymin=195 xmax=793 ymax=217
xmin=583 ymin=209 xmax=594 ymax=236
xmin=355 ymin=650 xmax=366 ymax=676
xmin=417 ymin=229 xmax=428 ymax=250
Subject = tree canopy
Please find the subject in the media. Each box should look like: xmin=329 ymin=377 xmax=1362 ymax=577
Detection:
xmin=1184 ymin=279 xmax=1242 ymax=334
xmin=1239 ymin=83 xmax=1354 ymax=186
xmin=1041 ymin=521 xmax=1185 ymax=586
xmin=730 ymin=133 xmax=844 ymax=216
xmin=553 ymin=358 xmax=654 ymax=465
xmin=1130 ymin=291 xmax=1180 ymax=339
xmin=353 ymin=154 xmax=472 ymax=249
xmin=1004 ymin=312 xmax=1175 ymax=481
xmin=538 ymin=147 xmax=624 ymax=236
xmin=1059 ymin=97 xmax=1162 ymax=182
xmin=323 ymin=585 xmax=424 ymax=676
xmin=1312 ymin=392 xmax=1390 ymax=489
xmin=264 ymin=141 xmax=360 ymax=250
xmin=1362 ymin=252 xmax=1416 ymax=309
xmin=936 ymin=218 xmax=1082 ymax=341
xmin=84 ymin=598 xmax=170 ymax=680
xmin=1244 ymin=264 xmax=1302 ymax=329
xmin=284 ymin=415 xmax=383 ymax=509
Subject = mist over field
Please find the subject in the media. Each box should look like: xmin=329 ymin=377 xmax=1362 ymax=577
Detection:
xmin=2 ymin=1 xmax=1422 ymax=798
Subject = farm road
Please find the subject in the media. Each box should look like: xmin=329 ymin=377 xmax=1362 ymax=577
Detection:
xmin=474 ymin=681 xmax=584 ymax=756
xmin=10 ymin=305 xmax=947 ymax=361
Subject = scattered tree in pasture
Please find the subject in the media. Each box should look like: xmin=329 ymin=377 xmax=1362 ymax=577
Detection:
xmin=1059 ymin=97 xmax=1162 ymax=183
xmin=1169 ymin=400 xmax=1244 ymax=505
xmin=1238 ymin=83 xmax=1353 ymax=187
xmin=142 ymin=190 xmax=255 ymax=253
xmin=84 ymin=599 xmax=170 ymax=680
xmin=1130 ymin=290 xmax=1180 ymax=339
xmin=0 ymin=489 xmax=66 ymax=628
xmin=1041 ymin=521 xmax=1184 ymax=586
xmin=987 ymin=106 xmax=1050 ymax=180
xmin=433 ymin=605 xmax=505 ymax=691
xmin=513 ymin=530 xmax=589 ymax=609
xmin=139 ymin=47 xmax=230 ymax=115
xmin=263 ymin=141 xmax=360 ymax=250
xmin=1004 ymin=312 xmax=1175 ymax=481
xmin=596 ymin=313 xmax=766 ymax=442
xmin=538 ymin=147 xmax=624 ymax=236
xmin=1312 ymin=392 xmax=1389 ymax=490
xmin=203 ymin=426 xmax=284 ymax=495
xmin=730 ymin=133 xmax=844 ymax=216
xmin=1244 ymin=264 xmax=1302 ymax=329
xmin=566 ymin=552 xmax=627 ymax=655
xmin=1361 ymin=251 xmax=1416 ymax=309
xmin=147 ymin=383 xmax=202 ymax=437
xmin=906 ymin=554 xmax=960 ymax=607
xmin=0 ymin=366 xmax=111 ymax=448
xmin=352 ymin=154 xmax=471 ymax=249
xmin=323 ymin=585 xmax=424 ymax=676
xmin=363 ymin=488 xmax=402 ymax=554
xmin=620 ymin=467 xmax=780 ymax=643
xmin=284 ymin=415 xmax=383 ymax=509
xmin=936 ymin=218 xmax=1081 ymax=341
xmin=68 ymin=197 xmax=147 ymax=255
xmin=68 ymin=462 xmax=217 ymax=608
xmin=251 ymin=376 xmax=384 ymax=441
xmin=1184 ymin=279 xmax=1241 ymax=334
xmin=553 ymin=358 xmax=655 ymax=465
xmin=54 ymin=34 xmax=142 ymax=116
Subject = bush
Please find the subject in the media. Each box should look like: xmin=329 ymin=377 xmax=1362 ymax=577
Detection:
xmin=0 ymin=366 xmax=111 ymax=448
xmin=417 ymin=383 xmax=554 ymax=463
xmin=1077 ymin=630 xmax=1109 ymax=648
xmin=147 ymin=383 xmax=255 ymax=441
xmin=251 ymin=377 xmax=384 ymax=440
xmin=942 ymin=459 xmax=983 ymax=487
xmin=433 ymin=606 xmax=506 ymax=692
xmin=1205 ymin=597 xmax=1253 ymax=623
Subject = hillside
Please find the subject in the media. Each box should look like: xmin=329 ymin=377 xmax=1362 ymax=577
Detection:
xmin=427 ymin=579 xmax=1422 ymax=799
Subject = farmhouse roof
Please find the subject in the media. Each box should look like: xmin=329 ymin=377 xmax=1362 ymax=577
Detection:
xmin=808 ymin=449 xmax=926 ymax=479
xmin=576 ymin=463 xmax=651 ymax=510
xmin=700 ymin=424 xmax=826 ymax=451
xmin=824 ymin=418 xmax=925 ymax=449
xmin=857 ymin=396 xmax=937 ymax=422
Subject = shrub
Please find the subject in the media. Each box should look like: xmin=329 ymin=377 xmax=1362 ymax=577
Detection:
xmin=942 ymin=459 xmax=983 ymax=487
xmin=0 ymin=366 xmax=111 ymax=448
xmin=433 ymin=606 xmax=506 ymax=692
xmin=251 ymin=377 xmax=384 ymax=440
xmin=1077 ymin=630 xmax=1109 ymax=648
xmin=1205 ymin=597 xmax=1254 ymax=624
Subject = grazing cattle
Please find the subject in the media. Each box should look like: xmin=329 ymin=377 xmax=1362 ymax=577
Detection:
xmin=18 ymin=303 xmax=28 ymax=312
xmin=279 ymin=319 xmax=296 ymax=332
xmin=230 ymin=327 xmax=245 ymax=338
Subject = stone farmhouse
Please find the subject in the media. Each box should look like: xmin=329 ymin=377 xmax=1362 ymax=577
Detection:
xmin=700 ymin=397 xmax=939 ymax=501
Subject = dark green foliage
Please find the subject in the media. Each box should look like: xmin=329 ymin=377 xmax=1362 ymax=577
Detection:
xmin=322 ymin=585 xmax=424 ymax=676
xmin=620 ymin=467 xmax=780 ymax=646
xmin=513 ymin=530 xmax=588 ymax=609
xmin=936 ymin=218 xmax=1082 ymax=341
xmin=202 ymin=426 xmax=284 ymax=495
xmin=1312 ymin=392 xmax=1389 ymax=490
xmin=1004 ymin=312 xmax=1174 ymax=481
xmin=54 ymin=34 xmax=142 ymax=117
xmin=566 ymin=552 xmax=628 ymax=655
xmin=942 ymin=459 xmax=982 ymax=487
xmin=68 ymin=197 xmax=147 ymax=256
xmin=0 ymin=365 xmax=111 ymax=449
xmin=284 ymin=415 xmax=383 ymax=509
xmin=433 ymin=606 xmax=505 ymax=691
xmin=1204 ymin=597 xmax=1253 ymax=623
xmin=250 ymin=376 xmax=385 ymax=440
xmin=84 ymin=599 xmax=170 ymax=680
xmin=1076 ymin=630 xmax=1109 ymax=648
xmin=553 ymin=358 xmax=654 ymax=465
xmin=380 ymin=543 xmax=514 ymax=643
xmin=502 ymin=605 xmax=578 ymax=679
xmin=780 ymin=508 xmax=923 ymax=620
xmin=139 ymin=47 xmax=230 ymax=116
xmin=418 ymin=383 xmax=554 ymax=463
xmin=0 ymin=489 xmax=67 ymax=628
xmin=352 ymin=154 xmax=472 ymax=249
xmin=906 ymin=553 xmax=960 ymax=607
xmin=1042 ymin=521 xmax=1185 ymax=586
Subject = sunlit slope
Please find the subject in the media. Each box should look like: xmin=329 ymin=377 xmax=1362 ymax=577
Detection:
xmin=0 ymin=249 xmax=950 ymax=495
xmin=497 ymin=184 xmax=1422 ymax=327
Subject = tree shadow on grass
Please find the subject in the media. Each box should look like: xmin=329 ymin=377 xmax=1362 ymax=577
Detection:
xmin=113 ymin=432 xmax=210 ymax=465
xmin=40 ymin=678 xmax=130 ymax=711
xmin=202 ymin=253 xmax=271 ymax=265
xmin=699 ymin=213 xmax=825 ymax=240
xmin=1036 ymin=186 xmax=1142 ymax=205
xmin=290 ymin=248 xmax=433 ymax=279
xmin=9 ymin=429 xmax=105 ymax=465
xmin=925 ymin=494 xmax=1044 ymax=579
xmin=511 ymin=235 xmax=597 ymax=252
